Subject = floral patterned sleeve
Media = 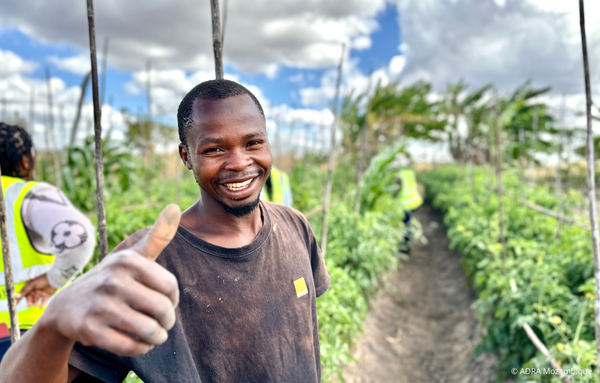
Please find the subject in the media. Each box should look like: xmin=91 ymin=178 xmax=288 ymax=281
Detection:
xmin=21 ymin=183 xmax=96 ymax=288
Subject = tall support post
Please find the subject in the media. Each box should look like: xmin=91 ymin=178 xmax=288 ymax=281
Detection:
xmin=210 ymin=0 xmax=224 ymax=79
xmin=0 ymin=170 xmax=20 ymax=343
xmin=519 ymin=126 xmax=525 ymax=198
xmin=556 ymin=97 xmax=566 ymax=241
xmin=529 ymin=108 xmax=538 ymax=189
xmin=467 ymin=115 xmax=476 ymax=202
xmin=578 ymin=0 xmax=600 ymax=373
xmin=45 ymin=67 xmax=62 ymax=189
xmin=28 ymin=88 xmax=35 ymax=135
xmin=354 ymin=72 xmax=372 ymax=214
xmin=86 ymin=0 xmax=109 ymax=259
xmin=320 ymin=44 xmax=345 ymax=256
xmin=494 ymin=90 xmax=506 ymax=261
xmin=70 ymin=72 xmax=91 ymax=147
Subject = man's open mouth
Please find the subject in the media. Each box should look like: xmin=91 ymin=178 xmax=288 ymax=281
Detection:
xmin=223 ymin=177 xmax=256 ymax=192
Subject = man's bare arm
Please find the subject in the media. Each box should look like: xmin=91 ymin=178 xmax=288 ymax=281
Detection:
xmin=0 ymin=205 xmax=181 ymax=383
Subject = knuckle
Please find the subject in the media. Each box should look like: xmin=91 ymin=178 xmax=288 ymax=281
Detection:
xmin=97 ymin=273 xmax=122 ymax=295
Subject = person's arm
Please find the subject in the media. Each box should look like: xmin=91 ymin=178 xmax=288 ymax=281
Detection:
xmin=0 ymin=205 xmax=182 ymax=383
xmin=17 ymin=184 xmax=96 ymax=306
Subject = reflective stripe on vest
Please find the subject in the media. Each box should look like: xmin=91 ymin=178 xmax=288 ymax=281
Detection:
xmin=1 ymin=176 xmax=55 ymax=328
xmin=398 ymin=169 xmax=423 ymax=211
xmin=262 ymin=168 xmax=284 ymax=205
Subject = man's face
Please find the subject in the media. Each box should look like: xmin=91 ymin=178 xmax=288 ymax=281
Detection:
xmin=179 ymin=94 xmax=272 ymax=214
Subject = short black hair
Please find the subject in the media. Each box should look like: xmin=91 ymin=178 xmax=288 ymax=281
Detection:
xmin=177 ymin=79 xmax=265 ymax=148
xmin=0 ymin=122 xmax=34 ymax=178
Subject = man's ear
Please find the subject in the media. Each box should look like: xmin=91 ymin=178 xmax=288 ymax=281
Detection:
xmin=178 ymin=144 xmax=193 ymax=170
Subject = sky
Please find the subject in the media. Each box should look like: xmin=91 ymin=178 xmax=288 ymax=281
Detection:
xmin=0 ymin=0 xmax=599 ymax=160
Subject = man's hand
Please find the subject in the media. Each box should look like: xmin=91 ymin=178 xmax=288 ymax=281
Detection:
xmin=16 ymin=274 xmax=57 ymax=308
xmin=40 ymin=204 xmax=182 ymax=357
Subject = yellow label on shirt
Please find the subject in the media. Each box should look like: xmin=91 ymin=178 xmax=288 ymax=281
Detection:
xmin=294 ymin=277 xmax=308 ymax=298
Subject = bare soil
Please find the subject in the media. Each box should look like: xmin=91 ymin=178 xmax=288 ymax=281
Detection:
xmin=341 ymin=204 xmax=499 ymax=383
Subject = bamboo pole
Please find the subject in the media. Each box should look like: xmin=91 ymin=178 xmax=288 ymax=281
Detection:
xmin=519 ymin=126 xmax=525 ymax=198
xmin=28 ymin=88 xmax=34 ymax=135
xmin=494 ymin=90 xmax=506 ymax=260
xmin=529 ymin=107 xmax=538 ymax=189
xmin=467 ymin=115 xmax=476 ymax=202
xmin=354 ymin=72 xmax=372 ymax=214
xmin=210 ymin=0 xmax=224 ymax=79
xmin=320 ymin=44 xmax=345 ymax=256
xmin=44 ymin=67 xmax=62 ymax=189
xmin=0 ymin=170 xmax=21 ymax=343
xmin=86 ymin=0 xmax=108 ymax=259
xmin=556 ymin=97 xmax=566 ymax=241
xmin=70 ymin=72 xmax=91 ymax=147
xmin=579 ymin=0 xmax=600 ymax=373
xmin=522 ymin=323 xmax=572 ymax=383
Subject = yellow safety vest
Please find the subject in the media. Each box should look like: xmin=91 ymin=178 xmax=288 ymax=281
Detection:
xmin=0 ymin=176 xmax=55 ymax=329
xmin=262 ymin=168 xmax=292 ymax=206
xmin=397 ymin=168 xmax=423 ymax=211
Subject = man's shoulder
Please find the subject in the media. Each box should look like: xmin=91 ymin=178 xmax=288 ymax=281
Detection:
xmin=262 ymin=201 xmax=307 ymax=225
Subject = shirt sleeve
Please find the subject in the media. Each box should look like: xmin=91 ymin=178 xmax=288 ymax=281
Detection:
xmin=21 ymin=183 xmax=96 ymax=288
xmin=69 ymin=343 xmax=130 ymax=383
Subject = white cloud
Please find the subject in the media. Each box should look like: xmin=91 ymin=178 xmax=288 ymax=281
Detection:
xmin=394 ymin=0 xmax=600 ymax=95
xmin=0 ymin=49 xmax=37 ymax=78
xmin=388 ymin=55 xmax=405 ymax=75
xmin=351 ymin=36 xmax=372 ymax=50
xmin=47 ymin=54 xmax=90 ymax=75
xmin=0 ymin=50 xmax=127 ymax=150
xmin=0 ymin=0 xmax=386 ymax=74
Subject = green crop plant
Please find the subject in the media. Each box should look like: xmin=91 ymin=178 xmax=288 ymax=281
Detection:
xmin=422 ymin=165 xmax=598 ymax=382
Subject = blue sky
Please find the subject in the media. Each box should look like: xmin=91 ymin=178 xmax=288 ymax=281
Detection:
xmin=1 ymin=0 xmax=598 ymax=158
xmin=0 ymin=2 xmax=401 ymax=121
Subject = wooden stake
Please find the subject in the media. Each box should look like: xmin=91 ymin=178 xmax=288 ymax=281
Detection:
xmin=70 ymin=72 xmax=91 ymax=147
xmin=522 ymin=323 xmax=572 ymax=383
xmin=556 ymin=97 xmax=566 ymax=241
xmin=494 ymin=90 xmax=506 ymax=261
xmin=354 ymin=71 xmax=372 ymax=214
xmin=44 ymin=67 xmax=62 ymax=189
xmin=210 ymin=0 xmax=224 ymax=79
xmin=579 ymin=0 xmax=600 ymax=373
xmin=86 ymin=0 xmax=109 ymax=259
xmin=0 ymin=170 xmax=21 ymax=343
xmin=529 ymin=107 xmax=538 ymax=189
xmin=320 ymin=43 xmax=345 ymax=256
xmin=28 ymin=88 xmax=34 ymax=135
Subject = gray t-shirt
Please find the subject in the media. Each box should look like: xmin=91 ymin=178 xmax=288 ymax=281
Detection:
xmin=69 ymin=201 xmax=331 ymax=383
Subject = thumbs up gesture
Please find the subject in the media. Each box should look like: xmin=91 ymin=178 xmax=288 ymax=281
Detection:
xmin=41 ymin=204 xmax=182 ymax=357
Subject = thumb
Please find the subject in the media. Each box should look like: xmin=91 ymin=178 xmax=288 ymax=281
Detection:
xmin=131 ymin=204 xmax=182 ymax=261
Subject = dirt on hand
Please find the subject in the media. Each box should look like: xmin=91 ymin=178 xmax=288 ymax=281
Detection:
xmin=342 ymin=204 xmax=499 ymax=383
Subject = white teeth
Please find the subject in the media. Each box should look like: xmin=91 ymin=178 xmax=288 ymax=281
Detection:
xmin=224 ymin=178 xmax=254 ymax=191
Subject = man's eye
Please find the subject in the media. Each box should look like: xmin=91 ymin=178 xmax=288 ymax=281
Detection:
xmin=205 ymin=147 xmax=223 ymax=153
xmin=248 ymin=140 xmax=263 ymax=147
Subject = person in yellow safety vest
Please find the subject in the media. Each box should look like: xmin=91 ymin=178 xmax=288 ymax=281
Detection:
xmin=392 ymin=153 xmax=423 ymax=251
xmin=0 ymin=123 xmax=95 ymax=361
xmin=261 ymin=166 xmax=293 ymax=206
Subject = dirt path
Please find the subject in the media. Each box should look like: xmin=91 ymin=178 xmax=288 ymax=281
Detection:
xmin=341 ymin=204 xmax=499 ymax=383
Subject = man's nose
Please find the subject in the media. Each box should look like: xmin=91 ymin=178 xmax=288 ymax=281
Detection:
xmin=224 ymin=148 xmax=252 ymax=171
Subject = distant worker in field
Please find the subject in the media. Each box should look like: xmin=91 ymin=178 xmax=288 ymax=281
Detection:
xmin=1 ymin=80 xmax=330 ymax=383
xmin=0 ymin=123 xmax=95 ymax=361
xmin=392 ymin=152 xmax=423 ymax=249
xmin=261 ymin=166 xmax=293 ymax=206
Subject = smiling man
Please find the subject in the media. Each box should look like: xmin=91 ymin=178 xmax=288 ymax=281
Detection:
xmin=0 ymin=79 xmax=330 ymax=383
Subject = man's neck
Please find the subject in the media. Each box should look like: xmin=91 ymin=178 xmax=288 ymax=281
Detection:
xmin=179 ymin=191 xmax=264 ymax=248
